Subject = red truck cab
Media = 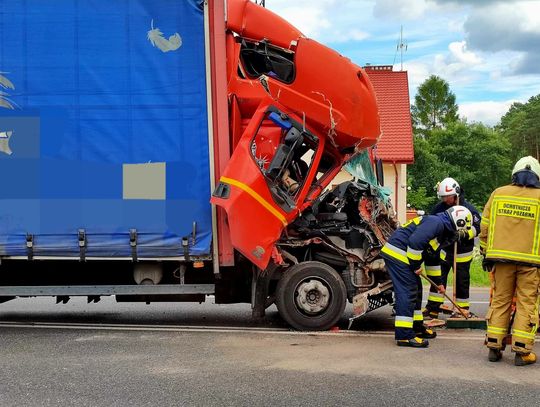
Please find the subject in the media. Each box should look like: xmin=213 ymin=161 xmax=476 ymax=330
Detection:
xmin=213 ymin=0 xmax=381 ymax=270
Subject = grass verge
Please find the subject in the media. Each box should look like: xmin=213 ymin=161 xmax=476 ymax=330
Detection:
xmin=447 ymin=257 xmax=490 ymax=287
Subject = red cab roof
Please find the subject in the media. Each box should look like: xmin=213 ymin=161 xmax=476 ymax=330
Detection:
xmin=364 ymin=66 xmax=414 ymax=164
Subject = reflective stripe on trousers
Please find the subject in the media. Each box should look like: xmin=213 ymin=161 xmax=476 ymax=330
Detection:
xmin=428 ymin=292 xmax=444 ymax=303
xmin=456 ymin=298 xmax=470 ymax=308
xmin=456 ymin=251 xmax=473 ymax=263
xmin=425 ymin=265 xmax=441 ymax=277
xmin=395 ymin=316 xmax=413 ymax=328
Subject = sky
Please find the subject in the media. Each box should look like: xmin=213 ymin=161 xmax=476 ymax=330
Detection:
xmin=264 ymin=0 xmax=540 ymax=126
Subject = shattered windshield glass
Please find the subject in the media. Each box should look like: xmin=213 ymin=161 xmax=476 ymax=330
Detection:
xmin=344 ymin=150 xmax=391 ymax=204
xmin=344 ymin=150 xmax=377 ymax=185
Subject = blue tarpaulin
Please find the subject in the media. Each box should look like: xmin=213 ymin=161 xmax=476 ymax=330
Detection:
xmin=0 ymin=0 xmax=212 ymax=257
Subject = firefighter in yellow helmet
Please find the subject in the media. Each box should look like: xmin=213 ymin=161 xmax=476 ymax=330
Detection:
xmin=479 ymin=156 xmax=540 ymax=366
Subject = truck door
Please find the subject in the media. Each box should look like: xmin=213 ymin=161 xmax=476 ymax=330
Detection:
xmin=211 ymin=103 xmax=323 ymax=269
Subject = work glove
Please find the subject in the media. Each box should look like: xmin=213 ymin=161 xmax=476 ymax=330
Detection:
xmin=454 ymin=229 xmax=471 ymax=243
xmin=458 ymin=229 xmax=470 ymax=242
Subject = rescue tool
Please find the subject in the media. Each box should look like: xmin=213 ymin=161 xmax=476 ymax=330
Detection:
xmin=420 ymin=272 xmax=486 ymax=329
xmin=419 ymin=273 xmax=469 ymax=319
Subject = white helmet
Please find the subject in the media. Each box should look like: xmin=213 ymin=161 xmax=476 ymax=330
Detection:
xmin=437 ymin=177 xmax=461 ymax=198
xmin=446 ymin=205 xmax=472 ymax=231
xmin=512 ymin=156 xmax=540 ymax=178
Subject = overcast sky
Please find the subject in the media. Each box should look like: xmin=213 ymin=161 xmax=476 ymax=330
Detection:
xmin=264 ymin=0 xmax=540 ymax=126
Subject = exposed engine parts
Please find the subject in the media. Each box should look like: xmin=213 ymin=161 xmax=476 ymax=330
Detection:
xmin=277 ymin=180 xmax=397 ymax=318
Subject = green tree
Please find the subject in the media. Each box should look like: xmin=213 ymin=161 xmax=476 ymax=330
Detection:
xmin=498 ymin=94 xmax=540 ymax=161
xmin=406 ymin=185 xmax=434 ymax=211
xmin=408 ymin=121 xmax=512 ymax=210
xmin=428 ymin=121 xmax=512 ymax=208
xmin=411 ymin=75 xmax=459 ymax=133
xmin=407 ymin=135 xmax=447 ymax=210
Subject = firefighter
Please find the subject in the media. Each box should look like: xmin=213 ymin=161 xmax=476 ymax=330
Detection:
xmin=381 ymin=206 xmax=473 ymax=347
xmin=480 ymin=156 xmax=540 ymax=366
xmin=424 ymin=178 xmax=481 ymax=319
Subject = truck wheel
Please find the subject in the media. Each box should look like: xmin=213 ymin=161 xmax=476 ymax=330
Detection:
xmin=275 ymin=261 xmax=347 ymax=331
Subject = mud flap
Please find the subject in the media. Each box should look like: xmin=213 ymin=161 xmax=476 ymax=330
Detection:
xmin=251 ymin=267 xmax=271 ymax=319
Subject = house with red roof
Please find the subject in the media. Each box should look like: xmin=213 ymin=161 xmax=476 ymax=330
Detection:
xmin=332 ymin=65 xmax=414 ymax=223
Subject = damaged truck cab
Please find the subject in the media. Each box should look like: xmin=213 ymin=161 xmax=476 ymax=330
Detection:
xmin=212 ymin=0 xmax=395 ymax=330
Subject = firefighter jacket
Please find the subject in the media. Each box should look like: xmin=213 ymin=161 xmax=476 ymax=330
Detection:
xmin=479 ymin=184 xmax=540 ymax=266
xmin=431 ymin=197 xmax=481 ymax=263
xmin=381 ymin=213 xmax=457 ymax=282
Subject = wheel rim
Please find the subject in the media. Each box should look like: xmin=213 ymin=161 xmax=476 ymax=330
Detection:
xmin=294 ymin=278 xmax=332 ymax=315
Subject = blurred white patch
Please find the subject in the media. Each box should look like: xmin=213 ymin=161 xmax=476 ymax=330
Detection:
xmin=123 ymin=162 xmax=166 ymax=200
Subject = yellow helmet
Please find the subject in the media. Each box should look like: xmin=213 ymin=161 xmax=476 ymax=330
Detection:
xmin=512 ymin=156 xmax=540 ymax=178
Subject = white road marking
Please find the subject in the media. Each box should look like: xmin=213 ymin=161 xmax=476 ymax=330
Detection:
xmin=0 ymin=321 xmax=498 ymax=341
xmin=4 ymin=322 xmax=538 ymax=343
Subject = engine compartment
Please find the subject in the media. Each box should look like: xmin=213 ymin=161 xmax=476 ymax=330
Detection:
xmin=277 ymin=178 xmax=398 ymax=317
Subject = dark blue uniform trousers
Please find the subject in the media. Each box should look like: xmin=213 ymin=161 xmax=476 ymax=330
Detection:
xmin=383 ymin=255 xmax=423 ymax=340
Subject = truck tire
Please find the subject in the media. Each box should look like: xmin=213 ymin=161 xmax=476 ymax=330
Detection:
xmin=275 ymin=261 xmax=347 ymax=331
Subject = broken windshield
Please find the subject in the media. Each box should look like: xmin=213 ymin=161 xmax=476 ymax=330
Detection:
xmin=344 ymin=150 xmax=391 ymax=204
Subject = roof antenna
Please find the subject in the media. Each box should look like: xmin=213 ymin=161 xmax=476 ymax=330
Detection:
xmin=392 ymin=25 xmax=407 ymax=71
xmin=255 ymin=0 xmax=265 ymax=6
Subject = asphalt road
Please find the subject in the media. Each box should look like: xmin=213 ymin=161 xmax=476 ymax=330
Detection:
xmin=0 ymin=288 xmax=537 ymax=406
xmin=0 ymin=287 xmax=491 ymax=331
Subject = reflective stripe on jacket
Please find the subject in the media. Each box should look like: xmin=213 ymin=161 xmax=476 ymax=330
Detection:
xmin=479 ymin=185 xmax=540 ymax=266
xmin=381 ymin=213 xmax=455 ymax=272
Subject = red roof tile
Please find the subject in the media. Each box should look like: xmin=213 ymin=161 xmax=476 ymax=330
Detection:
xmin=365 ymin=66 xmax=414 ymax=164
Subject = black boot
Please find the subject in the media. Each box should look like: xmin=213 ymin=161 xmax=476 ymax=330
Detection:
xmin=416 ymin=326 xmax=437 ymax=339
xmin=397 ymin=337 xmax=429 ymax=348
xmin=515 ymin=352 xmax=536 ymax=366
xmin=488 ymin=348 xmax=502 ymax=362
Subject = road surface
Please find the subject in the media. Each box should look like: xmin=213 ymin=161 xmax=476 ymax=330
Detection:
xmin=0 ymin=288 xmax=537 ymax=406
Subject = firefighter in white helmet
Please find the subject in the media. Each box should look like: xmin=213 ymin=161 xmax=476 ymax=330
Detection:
xmin=381 ymin=205 xmax=473 ymax=347
xmin=423 ymin=177 xmax=481 ymax=319
xmin=480 ymin=156 xmax=540 ymax=366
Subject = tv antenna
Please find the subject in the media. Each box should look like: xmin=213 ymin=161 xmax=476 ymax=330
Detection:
xmin=393 ymin=26 xmax=407 ymax=71
xmin=255 ymin=0 xmax=265 ymax=6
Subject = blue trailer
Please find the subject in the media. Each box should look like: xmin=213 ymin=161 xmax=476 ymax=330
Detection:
xmin=0 ymin=0 xmax=220 ymax=300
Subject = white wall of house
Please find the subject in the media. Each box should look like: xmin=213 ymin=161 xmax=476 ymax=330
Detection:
xmin=330 ymin=163 xmax=408 ymax=224
xmin=382 ymin=163 xmax=407 ymax=224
